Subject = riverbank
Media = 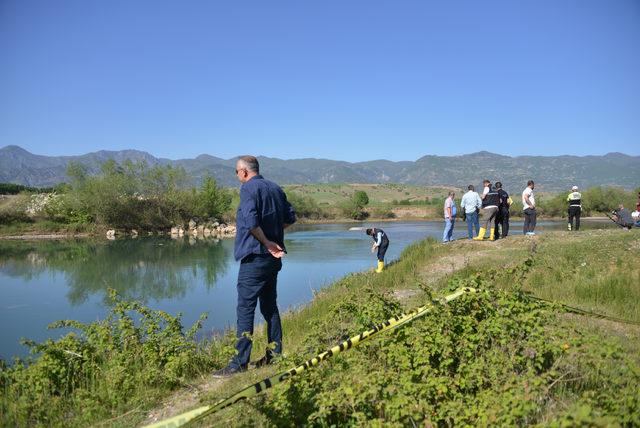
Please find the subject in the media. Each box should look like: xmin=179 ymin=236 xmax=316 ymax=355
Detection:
xmin=0 ymin=214 xmax=614 ymax=240
xmin=2 ymin=229 xmax=638 ymax=426
xmin=143 ymin=229 xmax=640 ymax=427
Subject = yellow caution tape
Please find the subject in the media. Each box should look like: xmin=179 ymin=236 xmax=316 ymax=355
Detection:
xmin=143 ymin=287 xmax=477 ymax=428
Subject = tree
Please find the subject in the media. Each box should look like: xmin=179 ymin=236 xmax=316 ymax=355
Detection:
xmin=352 ymin=190 xmax=369 ymax=209
xmin=341 ymin=190 xmax=370 ymax=220
xmin=195 ymin=177 xmax=232 ymax=220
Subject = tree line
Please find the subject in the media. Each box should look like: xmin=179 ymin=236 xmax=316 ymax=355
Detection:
xmin=1 ymin=164 xmax=638 ymax=228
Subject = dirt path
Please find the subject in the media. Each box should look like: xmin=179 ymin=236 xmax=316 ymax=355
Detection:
xmin=143 ymin=377 xmax=226 ymax=426
xmin=392 ymin=237 xmax=525 ymax=303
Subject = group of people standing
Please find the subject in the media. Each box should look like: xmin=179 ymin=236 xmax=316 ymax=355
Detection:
xmin=443 ymin=181 xmax=640 ymax=241
xmin=443 ymin=180 xmax=548 ymax=242
xmin=443 ymin=179 xmax=533 ymax=242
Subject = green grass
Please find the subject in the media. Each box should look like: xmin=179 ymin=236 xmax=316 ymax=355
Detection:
xmin=279 ymin=183 xmax=457 ymax=221
xmin=284 ymin=183 xmax=454 ymax=207
xmin=1 ymin=230 xmax=639 ymax=426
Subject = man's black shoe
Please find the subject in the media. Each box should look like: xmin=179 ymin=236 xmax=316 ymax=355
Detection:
xmin=212 ymin=365 xmax=245 ymax=378
xmin=249 ymin=354 xmax=273 ymax=369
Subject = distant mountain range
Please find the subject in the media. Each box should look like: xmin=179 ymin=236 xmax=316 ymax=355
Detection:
xmin=1 ymin=145 xmax=638 ymax=192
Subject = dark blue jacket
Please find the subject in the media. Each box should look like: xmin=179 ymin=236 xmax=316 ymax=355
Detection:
xmin=234 ymin=175 xmax=296 ymax=261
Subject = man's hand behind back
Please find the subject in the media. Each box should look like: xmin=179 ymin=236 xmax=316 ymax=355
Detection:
xmin=265 ymin=240 xmax=286 ymax=258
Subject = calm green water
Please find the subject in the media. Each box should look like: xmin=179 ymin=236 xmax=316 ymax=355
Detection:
xmin=0 ymin=219 xmax=616 ymax=360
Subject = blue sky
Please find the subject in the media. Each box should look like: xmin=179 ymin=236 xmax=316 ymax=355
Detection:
xmin=1 ymin=0 xmax=639 ymax=162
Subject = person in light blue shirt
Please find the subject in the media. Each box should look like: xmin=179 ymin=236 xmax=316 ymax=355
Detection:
xmin=442 ymin=191 xmax=457 ymax=243
xmin=460 ymin=185 xmax=482 ymax=239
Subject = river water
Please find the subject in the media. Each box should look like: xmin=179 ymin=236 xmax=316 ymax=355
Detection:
xmin=0 ymin=219 xmax=615 ymax=360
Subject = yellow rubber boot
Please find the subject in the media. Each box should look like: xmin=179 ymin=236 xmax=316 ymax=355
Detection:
xmin=488 ymin=228 xmax=495 ymax=241
xmin=473 ymin=227 xmax=486 ymax=240
xmin=375 ymin=260 xmax=384 ymax=273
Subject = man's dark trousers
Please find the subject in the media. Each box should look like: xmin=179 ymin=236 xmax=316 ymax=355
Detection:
xmin=568 ymin=206 xmax=581 ymax=231
xmin=523 ymin=208 xmax=537 ymax=234
xmin=495 ymin=207 xmax=510 ymax=239
xmin=230 ymin=254 xmax=282 ymax=370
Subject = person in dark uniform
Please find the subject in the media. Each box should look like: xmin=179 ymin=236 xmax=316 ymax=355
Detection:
xmin=474 ymin=180 xmax=500 ymax=241
xmin=567 ymin=185 xmax=582 ymax=231
xmin=366 ymin=228 xmax=389 ymax=273
xmin=214 ymin=155 xmax=296 ymax=377
xmin=493 ymin=182 xmax=511 ymax=239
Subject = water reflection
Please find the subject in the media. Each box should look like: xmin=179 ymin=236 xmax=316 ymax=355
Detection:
xmin=0 ymin=237 xmax=228 ymax=305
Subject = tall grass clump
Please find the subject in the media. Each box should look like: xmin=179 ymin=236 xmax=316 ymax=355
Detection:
xmin=521 ymin=233 xmax=640 ymax=323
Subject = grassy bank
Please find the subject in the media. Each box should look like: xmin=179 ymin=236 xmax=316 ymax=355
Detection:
xmin=1 ymin=230 xmax=639 ymax=426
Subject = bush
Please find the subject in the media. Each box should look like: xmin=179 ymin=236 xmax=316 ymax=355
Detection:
xmin=58 ymin=161 xmax=232 ymax=229
xmin=0 ymin=208 xmax=32 ymax=225
xmin=0 ymin=183 xmax=55 ymax=195
xmin=352 ymin=191 xmax=369 ymax=208
xmin=340 ymin=191 xmax=370 ymax=220
xmin=536 ymin=186 xmax=638 ymax=218
xmin=286 ymin=192 xmax=331 ymax=220
xmin=42 ymin=193 xmax=91 ymax=224
xmin=371 ymin=204 xmax=396 ymax=219
xmin=0 ymin=290 xmax=234 ymax=426
xmin=257 ymin=267 xmax=640 ymax=426
xmin=194 ymin=177 xmax=233 ymax=220
xmin=340 ymin=200 xmax=370 ymax=220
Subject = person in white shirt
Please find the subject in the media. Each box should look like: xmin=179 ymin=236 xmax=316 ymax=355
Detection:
xmin=522 ymin=180 xmax=536 ymax=235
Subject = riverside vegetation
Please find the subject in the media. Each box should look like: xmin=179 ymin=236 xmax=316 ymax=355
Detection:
xmin=0 ymin=161 xmax=233 ymax=235
xmin=2 ymin=160 xmax=638 ymax=236
xmin=1 ymin=229 xmax=638 ymax=426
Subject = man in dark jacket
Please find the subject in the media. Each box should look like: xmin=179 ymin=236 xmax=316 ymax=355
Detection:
xmin=493 ymin=182 xmax=510 ymax=239
xmin=567 ymin=185 xmax=582 ymax=231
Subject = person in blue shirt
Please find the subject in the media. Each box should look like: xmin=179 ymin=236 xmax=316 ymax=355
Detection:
xmin=214 ymin=155 xmax=296 ymax=377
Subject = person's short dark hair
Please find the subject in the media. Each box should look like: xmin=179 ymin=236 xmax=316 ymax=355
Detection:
xmin=448 ymin=191 xmax=455 ymax=197
xmin=495 ymin=182 xmax=502 ymax=189
xmin=468 ymin=185 xmax=474 ymax=191
xmin=365 ymin=228 xmax=373 ymax=236
xmin=527 ymin=180 xmax=534 ymax=187
xmin=483 ymin=179 xmax=490 ymax=185
xmin=238 ymin=155 xmax=260 ymax=173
